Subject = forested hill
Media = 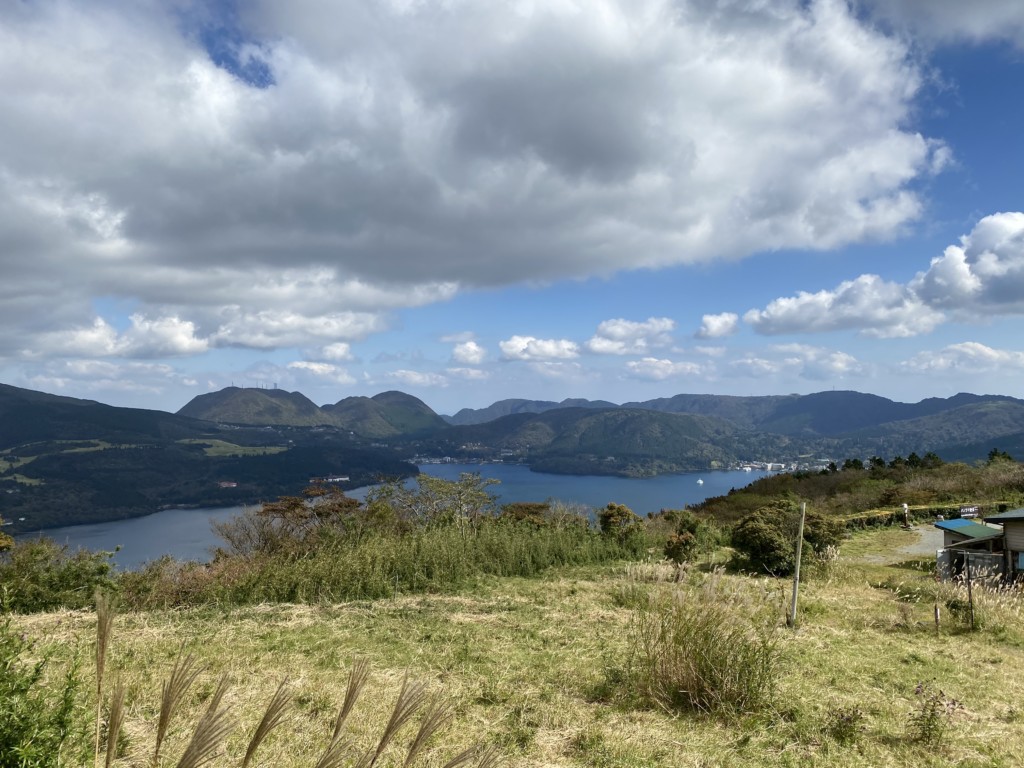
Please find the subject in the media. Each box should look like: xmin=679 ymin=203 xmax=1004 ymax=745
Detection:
xmin=0 ymin=384 xmax=417 ymax=532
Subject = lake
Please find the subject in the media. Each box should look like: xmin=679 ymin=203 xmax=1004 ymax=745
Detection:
xmin=21 ymin=464 xmax=769 ymax=569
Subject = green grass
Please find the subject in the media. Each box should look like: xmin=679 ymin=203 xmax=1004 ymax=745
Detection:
xmin=177 ymin=439 xmax=289 ymax=457
xmin=8 ymin=474 xmax=43 ymax=486
xmin=10 ymin=528 xmax=1024 ymax=767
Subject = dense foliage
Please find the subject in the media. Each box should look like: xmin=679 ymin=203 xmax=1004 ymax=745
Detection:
xmin=0 ymin=620 xmax=83 ymax=767
xmin=0 ymin=536 xmax=115 ymax=613
xmin=693 ymin=455 xmax=1024 ymax=523
xmin=119 ymin=475 xmax=650 ymax=609
xmin=730 ymin=501 xmax=844 ymax=576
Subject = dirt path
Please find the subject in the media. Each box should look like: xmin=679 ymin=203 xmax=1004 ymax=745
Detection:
xmin=896 ymin=525 xmax=943 ymax=558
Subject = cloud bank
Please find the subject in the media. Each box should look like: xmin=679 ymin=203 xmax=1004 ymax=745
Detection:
xmin=0 ymin=0 xmax=947 ymax=359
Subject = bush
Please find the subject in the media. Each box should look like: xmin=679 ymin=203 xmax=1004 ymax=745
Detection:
xmin=598 ymin=503 xmax=643 ymax=543
xmin=659 ymin=509 xmax=723 ymax=564
xmin=0 ymin=620 xmax=83 ymax=767
xmin=627 ymin=572 xmax=783 ymax=717
xmin=731 ymin=501 xmax=843 ymax=576
xmin=0 ymin=538 xmax=115 ymax=613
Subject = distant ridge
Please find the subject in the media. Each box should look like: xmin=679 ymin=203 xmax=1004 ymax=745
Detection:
xmin=323 ymin=391 xmax=449 ymax=438
xmin=445 ymin=397 xmax=617 ymax=426
xmin=178 ymin=386 xmax=333 ymax=427
xmin=177 ymin=387 xmax=449 ymax=438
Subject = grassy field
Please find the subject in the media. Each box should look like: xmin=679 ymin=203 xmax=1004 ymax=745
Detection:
xmin=177 ymin=439 xmax=289 ymax=457
xmin=11 ymin=526 xmax=1024 ymax=767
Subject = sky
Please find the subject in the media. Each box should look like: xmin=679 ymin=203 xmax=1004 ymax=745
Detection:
xmin=2 ymin=0 xmax=1024 ymax=416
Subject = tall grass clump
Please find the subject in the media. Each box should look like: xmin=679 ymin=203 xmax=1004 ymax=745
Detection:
xmin=938 ymin=578 xmax=1024 ymax=637
xmin=626 ymin=571 xmax=784 ymax=717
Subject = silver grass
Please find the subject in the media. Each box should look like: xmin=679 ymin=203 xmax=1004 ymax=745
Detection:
xmin=104 ymin=679 xmax=126 ymax=768
xmin=331 ymin=658 xmax=370 ymax=742
xmin=241 ymin=677 xmax=292 ymax=768
xmin=176 ymin=674 xmax=234 ymax=768
xmin=153 ymin=651 xmax=204 ymax=767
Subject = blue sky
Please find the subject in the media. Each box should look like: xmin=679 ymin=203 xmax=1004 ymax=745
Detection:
xmin=2 ymin=0 xmax=1024 ymax=416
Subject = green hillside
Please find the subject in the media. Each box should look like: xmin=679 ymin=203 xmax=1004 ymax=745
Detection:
xmin=176 ymin=386 xmax=335 ymax=427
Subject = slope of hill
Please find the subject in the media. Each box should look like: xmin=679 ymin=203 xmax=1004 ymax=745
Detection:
xmin=622 ymin=393 xmax=797 ymax=429
xmin=410 ymin=407 xmax=790 ymax=476
xmin=0 ymin=384 xmax=419 ymax=532
xmin=0 ymin=383 xmax=210 ymax=448
xmin=444 ymin=397 xmax=616 ymax=425
xmin=835 ymin=399 xmax=1024 ymax=458
xmin=176 ymin=387 xmax=333 ymax=427
xmin=324 ymin=391 xmax=449 ymax=437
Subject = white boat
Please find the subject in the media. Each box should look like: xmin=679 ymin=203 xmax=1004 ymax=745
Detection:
xmin=696 ymin=478 xmax=704 ymax=485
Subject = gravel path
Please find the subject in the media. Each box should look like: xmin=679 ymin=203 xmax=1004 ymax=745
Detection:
xmin=896 ymin=525 xmax=944 ymax=558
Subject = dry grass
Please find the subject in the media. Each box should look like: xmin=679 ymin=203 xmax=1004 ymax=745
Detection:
xmin=11 ymin=532 xmax=1024 ymax=767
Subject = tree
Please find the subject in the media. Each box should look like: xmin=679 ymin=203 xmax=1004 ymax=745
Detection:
xmin=731 ymin=501 xmax=843 ymax=576
xmin=598 ymin=502 xmax=642 ymax=542
xmin=0 ymin=517 xmax=12 ymax=554
xmin=364 ymin=473 xmax=499 ymax=532
xmin=660 ymin=508 xmax=721 ymax=564
xmin=987 ymin=448 xmax=1015 ymax=464
xmin=842 ymin=458 xmax=864 ymax=471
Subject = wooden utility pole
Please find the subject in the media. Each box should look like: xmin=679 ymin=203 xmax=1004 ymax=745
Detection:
xmin=787 ymin=502 xmax=806 ymax=628
xmin=966 ymin=553 xmax=976 ymax=631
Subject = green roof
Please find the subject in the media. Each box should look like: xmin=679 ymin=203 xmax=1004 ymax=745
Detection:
xmin=934 ymin=520 xmax=1002 ymax=540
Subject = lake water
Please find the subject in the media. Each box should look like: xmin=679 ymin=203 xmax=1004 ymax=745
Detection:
xmin=21 ymin=464 xmax=768 ymax=569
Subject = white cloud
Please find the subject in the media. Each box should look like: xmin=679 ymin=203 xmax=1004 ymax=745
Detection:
xmin=864 ymin=1 xmax=1024 ymax=47
xmin=902 ymin=342 xmax=1024 ymax=373
xmin=744 ymin=274 xmax=944 ymax=338
xmin=446 ymin=367 xmax=490 ymax=381
xmin=910 ymin=212 xmax=1024 ymax=314
xmin=626 ymin=357 xmax=706 ymax=381
xmin=452 ymin=340 xmax=486 ymax=365
xmin=744 ymin=212 xmax=1024 ymax=339
xmin=0 ymin=0 xmax=947 ymax=362
xmin=730 ymin=344 xmax=864 ymax=379
xmin=211 ymin=310 xmax=384 ymax=349
xmin=586 ymin=317 xmax=675 ymax=355
xmin=25 ymin=359 xmax=183 ymax=395
xmin=320 ymin=342 xmax=354 ymax=361
xmin=27 ymin=314 xmax=208 ymax=359
xmin=500 ymin=335 xmax=580 ymax=361
xmin=387 ymin=370 xmax=449 ymax=387
xmin=286 ymin=361 xmax=356 ymax=384
xmin=695 ymin=313 xmax=739 ymax=339
xmin=695 ymin=346 xmax=726 ymax=357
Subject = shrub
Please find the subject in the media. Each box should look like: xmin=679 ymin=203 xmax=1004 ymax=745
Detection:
xmin=598 ymin=503 xmax=643 ymax=543
xmin=0 ymin=537 xmax=115 ymax=613
xmin=659 ymin=509 xmax=723 ymax=564
xmin=627 ymin=572 xmax=783 ymax=717
xmin=664 ymin=531 xmax=697 ymax=564
xmin=731 ymin=501 xmax=843 ymax=576
xmin=0 ymin=620 xmax=83 ymax=768
xmin=907 ymin=682 xmax=963 ymax=744
xmin=824 ymin=705 xmax=865 ymax=745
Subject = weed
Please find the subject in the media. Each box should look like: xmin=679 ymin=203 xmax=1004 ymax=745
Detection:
xmin=907 ymin=681 xmax=963 ymax=745
xmin=824 ymin=705 xmax=865 ymax=745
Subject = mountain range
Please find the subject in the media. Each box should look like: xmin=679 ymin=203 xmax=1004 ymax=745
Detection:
xmin=4 ymin=381 xmax=1024 ymax=531
xmin=172 ymin=385 xmax=1024 ymax=460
